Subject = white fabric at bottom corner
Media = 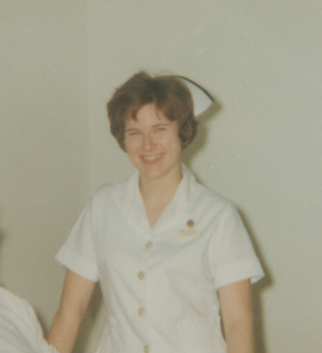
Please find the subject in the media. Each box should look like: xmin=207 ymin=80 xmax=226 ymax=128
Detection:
xmin=0 ymin=287 xmax=58 ymax=353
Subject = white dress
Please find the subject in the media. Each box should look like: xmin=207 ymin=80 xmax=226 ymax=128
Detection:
xmin=56 ymin=165 xmax=264 ymax=353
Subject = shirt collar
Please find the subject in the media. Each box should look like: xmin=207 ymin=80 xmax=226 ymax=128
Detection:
xmin=122 ymin=164 xmax=198 ymax=233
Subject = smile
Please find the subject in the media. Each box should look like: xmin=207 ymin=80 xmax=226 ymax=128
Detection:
xmin=142 ymin=154 xmax=162 ymax=161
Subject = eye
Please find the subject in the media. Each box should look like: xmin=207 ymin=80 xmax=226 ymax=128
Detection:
xmin=155 ymin=126 xmax=167 ymax=132
xmin=126 ymin=130 xmax=140 ymax=136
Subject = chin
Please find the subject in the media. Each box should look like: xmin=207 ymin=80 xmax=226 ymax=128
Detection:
xmin=141 ymin=169 xmax=165 ymax=180
xmin=143 ymin=164 xmax=180 ymax=181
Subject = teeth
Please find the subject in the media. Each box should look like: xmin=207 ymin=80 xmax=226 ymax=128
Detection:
xmin=143 ymin=155 xmax=161 ymax=161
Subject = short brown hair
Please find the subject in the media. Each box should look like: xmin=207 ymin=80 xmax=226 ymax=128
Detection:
xmin=107 ymin=71 xmax=198 ymax=151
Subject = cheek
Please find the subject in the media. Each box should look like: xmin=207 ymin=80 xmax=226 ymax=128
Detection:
xmin=124 ymin=137 xmax=138 ymax=154
xmin=166 ymin=133 xmax=182 ymax=151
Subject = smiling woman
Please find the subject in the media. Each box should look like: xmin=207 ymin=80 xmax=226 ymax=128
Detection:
xmin=124 ymin=103 xmax=183 ymax=227
xmin=48 ymin=71 xmax=264 ymax=353
xmin=107 ymin=72 xmax=197 ymax=151
xmin=124 ymin=104 xmax=182 ymax=185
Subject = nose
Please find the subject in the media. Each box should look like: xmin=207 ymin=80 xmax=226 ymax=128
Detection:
xmin=142 ymin=133 xmax=155 ymax=151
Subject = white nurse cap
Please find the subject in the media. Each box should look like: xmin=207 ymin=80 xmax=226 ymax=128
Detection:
xmin=175 ymin=76 xmax=214 ymax=118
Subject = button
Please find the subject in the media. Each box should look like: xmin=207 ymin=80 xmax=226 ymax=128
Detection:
xmin=138 ymin=308 xmax=145 ymax=316
xmin=143 ymin=345 xmax=149 ymax=353
xmin=187 ymin=219 xmax=195 ymax=228
xmin=145 ymin=241 xmax=153 ymax=249
xmin=138 ymin=271 xmax=145 ymax=280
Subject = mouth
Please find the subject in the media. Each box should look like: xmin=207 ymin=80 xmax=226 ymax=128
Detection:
xmin=142 ymin=154 xmax=162 ymax=162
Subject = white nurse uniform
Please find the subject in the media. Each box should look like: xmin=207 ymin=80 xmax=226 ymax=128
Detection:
xmin=56 ymin=165 xmax=264 ymax=353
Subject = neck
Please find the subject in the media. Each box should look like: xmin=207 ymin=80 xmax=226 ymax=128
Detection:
xmin=139 ymin=166 xmax=183 ymax=228
xmin=139 ymin=166 xmax=182 ymax=199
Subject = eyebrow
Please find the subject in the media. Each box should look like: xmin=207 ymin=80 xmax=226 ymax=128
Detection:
xmin=125 ymin=128 xmax=139 ymax=132
xmin=125 ymin=123 xmax=171 ymax=132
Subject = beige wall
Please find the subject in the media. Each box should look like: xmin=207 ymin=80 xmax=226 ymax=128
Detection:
xmin=1 ymin=1 xmax=322 ymax=353
xmin=0 ymin=0 xmax=90 ymax=334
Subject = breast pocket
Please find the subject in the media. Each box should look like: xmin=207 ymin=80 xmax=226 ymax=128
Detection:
xmin=177 ymin=317 xmax=226 ymax=353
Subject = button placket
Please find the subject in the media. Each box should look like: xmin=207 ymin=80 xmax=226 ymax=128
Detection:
xmin=137 ymin=241 xmax=149 ymax=318
xmin=134 ymin=236 xmax=153 ymax=350
xmin=140 ymin=237 xmax=154 ymax=351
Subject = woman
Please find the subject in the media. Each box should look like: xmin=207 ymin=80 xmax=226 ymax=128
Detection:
xmin=48 ymin=72 xmax=264 ymax=353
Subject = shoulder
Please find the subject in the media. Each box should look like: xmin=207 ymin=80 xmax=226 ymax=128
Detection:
xmin=93 ymin=178 xmax=128 ymax=199
xmin=90 ymin=171 xmax=138 ymax=208
xmin=0 ymin=286 xmax=34 ymax=322
xmin=186 ymin=169 xmax=234 ymax=218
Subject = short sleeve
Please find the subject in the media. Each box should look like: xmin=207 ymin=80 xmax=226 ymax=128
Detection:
xmin=208 ymin=203 xmax=264 ymax=289
xmin=55 ymin=200 xmax=99 ymax=282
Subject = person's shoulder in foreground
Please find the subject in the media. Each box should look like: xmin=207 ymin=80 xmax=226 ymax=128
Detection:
xmin=0 ymin=286 xmax=58 ymax=353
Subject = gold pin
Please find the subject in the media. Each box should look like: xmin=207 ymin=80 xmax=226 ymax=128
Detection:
xmin=187 ymin=219 xmax=195 ymax=228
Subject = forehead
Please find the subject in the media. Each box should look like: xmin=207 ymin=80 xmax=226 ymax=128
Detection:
xmin=125 ymin=104 xmax=171 ymax=127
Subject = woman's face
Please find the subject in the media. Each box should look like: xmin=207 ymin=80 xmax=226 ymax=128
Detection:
xmin=124 ymin=104 xmax=182 ymax=183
